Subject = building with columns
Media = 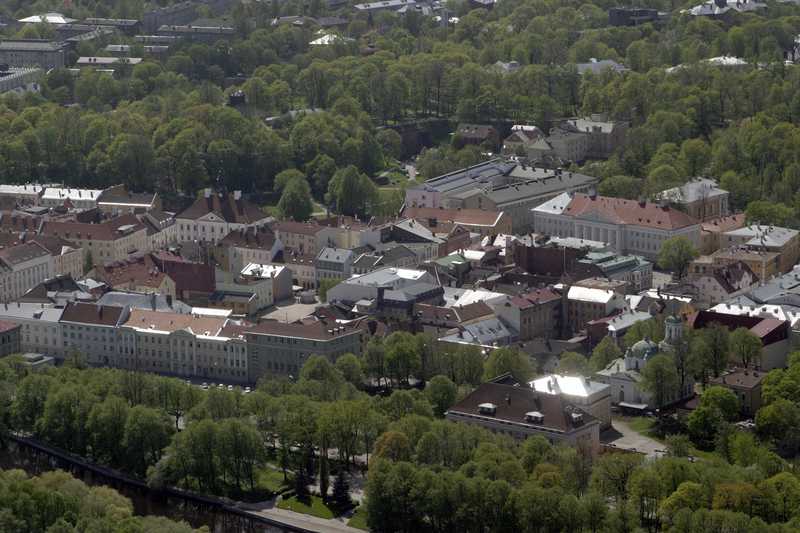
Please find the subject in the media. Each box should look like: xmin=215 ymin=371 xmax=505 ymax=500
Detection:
xmin=531 ymin=192 xmax=701 ymax=260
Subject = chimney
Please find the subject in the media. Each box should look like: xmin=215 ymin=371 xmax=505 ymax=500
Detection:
xmin=204 ymin=188 xmax=212 ymax=198
xmin=233 ymin=190 xmax=242 ymax=201
xmin=151 ymin=292 xmax=157 ymax=310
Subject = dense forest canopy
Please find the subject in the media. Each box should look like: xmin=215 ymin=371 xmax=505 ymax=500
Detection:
xmin=0 ymin=0 xmax=799 ymax=223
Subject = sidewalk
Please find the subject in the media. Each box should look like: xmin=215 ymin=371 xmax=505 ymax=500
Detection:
xmin=245 ymin=498 xmax=363 ymax=533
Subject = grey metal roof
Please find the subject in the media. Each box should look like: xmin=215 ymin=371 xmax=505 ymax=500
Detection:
xmin=97 ymin=291 xmax=192 ymax=313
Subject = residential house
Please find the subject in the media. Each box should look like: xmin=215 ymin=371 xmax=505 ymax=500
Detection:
xmin=156 ymin=25 xmax=236 ymax=43
xmin=687 ymin=310 xmax=791 ymax=370
xmin=438 ymin=316 xmax=514 ymax=349
xmin=245 ymin=318 xmax=366 ymax=381
xmin=400 ymin=207 xmax=512 ymax=237
xmin=326 ymin=267 xmax=437 ymax=305
xmin=586 ymin=310 xmax=653 ymax=346
xmin=41 ymin=187 xmax=103 ymax=209
xmin=42 ymin=214 xmax=150 ymax=262
xmin=280 ymin=250 xmax=317 ymax=289
xmin=273 ymin=221 xmax=325 ymax=255
xmin=0 ymin=242 xmax=53 ymax=303
xmin=565 ymin=278 xmax=628 ymax=334
xmin=0 ymin=302 xmax=64 ymax=357
xmin=92 ymin=254 xmax=177 ymax=298
xmin=379 ymin=219 xmax=443 ymax=262
xmin=721 ymin=225 xmax=800 ymax=274
xmin=700 ymin=214 xmax=746 ymax=254
xmin=0 ymin=184 xmax=43 ymax=205
xmin=0 ymin=232 xmax=82 ymax=281
xmin=530 ymin=374 xmax=612 ymax=428
xmin=176 ymin=189 xmax=271 ymax=244
xmin=97 ymin=185 xmax=160 ymax=214
xmin=608 ymin=7 xmax=664 ymax=26
xmin=0 ymin=40 xmax=68 ymax=69
xmin=709 ymin=368 xmax=765 ymax=418
xmin=215 ymin=226 xmax=283 ymax=273
xmin=578 ymin=251 xmax=653 ymax=293
xmin=351 ymin=245 xmax=418 ymax=275
xmin=60 ymin=302 xmax=129 ymax=365
xmin=493 ymin=287 xmax=562 ymax=341
xmin=117 ymin=309 xmax=249 ymax=383
xmin=315 ymin=247 xmax=354 ymax=285
xmin=688 ymin=261 xmax=759 ymax=307
xmin=240 ymin=263 xmax=294 ymax=302
xmin=564 ymin=115 xmax=628 ymax=159
xmin=691 ymin=249 xmax=780 ymax=282
xmin=414 ymin=301 xmax=495 ymax=337
xmin=539 ymin=124 xmax=589 ymax=163
xmin=454 ymin=123 xmax=500 ymax=150
xmin=151 ymin=252 xmax=215 ymax=304
xmin=446 ymin=379 xmax=601 ymax=454
xmin=502 ymin=125 xmax=545 ymax=155
xmin=0 ymin=320 xmax=21 ymax=357
xmin=531 ymin=192 xmax=702 ymax=260
xmin=655 ymin=178 xmax=730 ymax=222
xmin=140 ymin=210 xmax=178 ymax=251
xmin=143 ymin=1 xmax=197 ymax=32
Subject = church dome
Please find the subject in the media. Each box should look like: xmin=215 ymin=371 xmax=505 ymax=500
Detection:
xmin=628 ymin=338 xmax=658 ymax=360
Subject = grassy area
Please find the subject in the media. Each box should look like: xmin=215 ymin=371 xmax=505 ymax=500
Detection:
xmin=618 ymin=416 xmax=662 ymax=441
xmin=277 ymin=495 xmax=336 ymax=519
xmin=256 ymin=467 xmax=291 ymax=494
xmin=347 ymin=506 xmax=369 ymax=530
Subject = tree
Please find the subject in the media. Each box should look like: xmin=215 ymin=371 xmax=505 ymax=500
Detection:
xmin=665 ymin=434 xmax=691 ymax=457
xmin=86 ymin=396 xmax=129 ymax=466
xmin=123 ymin=405 xmax=173 ymax=476
xmin=326 ymin=165 xmax=378 ymax=217
xmin=318 ymin=277 xmax=341 ymax=301
xmin=376 ymin=129 xmax=403 ymax=161
xmin=83 ymin=250 xmax=93 ymax=275
xmin=699 ymin=386 xmax=740 ymax=421
xmin=373 ymin=430 xmax=412 ymax=462
xmin=590 ymin=453 xmax=642 ymax=505
xmin=590 ymin=337 xmax=623 ymax=371
xmin=277 ymin=176 xmax=313 ymax=221
xmin=274 ymin=168 xmax=305 ymax=192
xmin=555 ymin=352 xmax=589 ymax=376
xmin=678 ymin=138 xmax=711 ymax=176
xmin=384 ymin=332 xmax=422 ymax=386
xmin=745 ymin=200 xmax=794 ymax=226
xmin=483 ymin=347 xmax=533 ymax=382
xmin=424 ymin=375 xmax=457 ymax=417
xmin=335 ymin=354 xmax=364 ymax=388
xmin=294 ymin=465 xmax=311 ymax=503
xmin=687 ymin=404 xmax=724 ymax=449
xmin=640 ymin=353 xmax=680 ymax=409
xmin=332 ymin=471 xmax=351 ymax=512
xmin=660 ymin=481 xmax=707 ymax=525
xmin=598 ymin=175 xmax=641 ymax=199
xmin=729 ymin=327 xmax=762 ymax=368
xmin=657 ymin=236 xmax=699 ymax=279
xmin=697 ymin=324 xmax=730 ymax=379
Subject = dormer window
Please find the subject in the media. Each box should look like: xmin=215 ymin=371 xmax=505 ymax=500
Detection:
xmin=478 ymin=402 xmax=496 ymax=415
xmin=525 ymin=411 xmax=544 ymax=424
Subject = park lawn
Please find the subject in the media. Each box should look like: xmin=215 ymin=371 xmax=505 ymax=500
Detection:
xmin=618 ymin=416 xmax=664 ymax=442
xmin=347 ymin=506 xmax=369 ymax=530
xmin=277 ymin=495 xmax=335 ymax=519
xmin=256 ymin=467 xmax=291 ymax=494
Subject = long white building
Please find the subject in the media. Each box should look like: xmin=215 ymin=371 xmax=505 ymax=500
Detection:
xmin=531 ymin=192 xmax=701 ymax=260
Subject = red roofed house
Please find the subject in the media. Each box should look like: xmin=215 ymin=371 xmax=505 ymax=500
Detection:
xmin=41 ymin=213 xmax=150 ymax=262
xmin=401 ymin=206 xmax=512 ymax=237
xmin=494 ymin=287 xmax=563 ymax=340
xmin=91 ymin=254 xmax=177 ymax=298
xmin=687 ymin=310 xmax=791 ymax=370
xmin=151 ymin=252 xmax=215 ymax=304
xmin=0 ymin=320 xmax=21 ymax=357
xmin=176 ymin=189 xmax=271 ymax=244
xmin=531 ymin=192 xmax=701 ymax=260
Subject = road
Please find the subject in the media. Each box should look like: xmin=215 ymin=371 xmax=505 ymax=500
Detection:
xmin=242 ymin=499 xmax=363 ymax=533
xmin=602 ymin=418 xmax=665 ymax=458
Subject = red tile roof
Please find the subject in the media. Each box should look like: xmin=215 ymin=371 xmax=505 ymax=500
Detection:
xmin=219 ymin=226 xmax=277 ymax=249
xmin=41 ymin=214 xmax=145 ymax=241
xmin=509 ymin=287 xmax=561 ymax=309
xmin=93 ymin=254 xmax=169 ymax=289
xmin=177 ymin=191 xmax=265 ymax=223
xmin=564 ymin=194 xmax=699 ymax=230
xmin=246 ymin=318 xmax=363 ymax=341
xmin=701 ymin=213 xmax=746 ymax=233
xmin=0 ymin=320 xmax=20 ymax=333
xmin=274 ymin=221 xmax=324 ymax=236
xmin=402 ymin=207 xmax=505 ymax=228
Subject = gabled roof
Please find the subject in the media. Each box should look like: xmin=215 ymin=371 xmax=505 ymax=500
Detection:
xmin=60 ymin=302 xmax=123 ymax=326
xmin=177 ymin=191 xmax=266 ymax=224
xmin=42 ymin=214 xmax=146 ymax=241
xmin=123 ymin=308 xmax=226 ymax=336
xmin=562 ymin=193 xmax=699 ymax=230
xmin=509 ymin=287 xmax=561 ymax=309
xmin=219 ymin=226 xmax=277 ymax=249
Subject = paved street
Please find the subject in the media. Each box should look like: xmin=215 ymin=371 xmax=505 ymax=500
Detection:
xmin=243 ymin=499 xmax=363 ymax=533
xmin=602 ymin=418 xmax=665 ymax=458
